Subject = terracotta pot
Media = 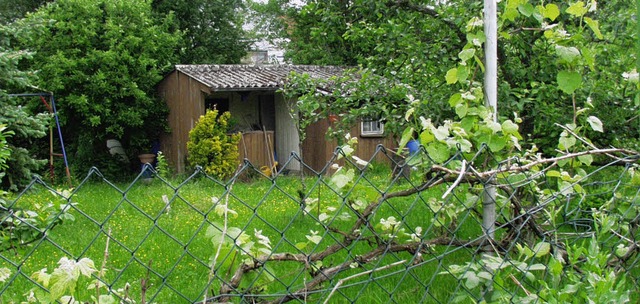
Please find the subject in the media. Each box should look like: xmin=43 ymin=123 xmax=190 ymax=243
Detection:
xmin=138 ymin=153 xmax=156 ymax=164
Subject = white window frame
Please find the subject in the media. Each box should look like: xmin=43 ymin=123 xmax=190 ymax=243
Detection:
xmin=360 ymin=117 xmax=384 ymax=137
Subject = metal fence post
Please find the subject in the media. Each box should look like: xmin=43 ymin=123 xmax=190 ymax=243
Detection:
xmin=483 ymin=0 xmax=498 ymax=246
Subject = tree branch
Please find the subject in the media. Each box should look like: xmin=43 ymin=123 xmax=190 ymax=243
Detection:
xmin=431 ymin=148 xmax=638 ymax=180
xmin=389 ymin=0 xmax=466 ymax=45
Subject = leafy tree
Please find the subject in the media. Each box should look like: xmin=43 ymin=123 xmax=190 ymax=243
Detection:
xmin=152 ymin=0 xmax=249 ymax=64
xmin=0 ymin=19 xmax=49 ymax=190
xmin=18 ymin=0 xmax=181 ymax=174
xmin=0 ymin=0 xmax=51 ymax=23
xmin=0 ymin=125 xmax=12 ymax=184
xmin=263 ymin=0 xmax=637 ymax=153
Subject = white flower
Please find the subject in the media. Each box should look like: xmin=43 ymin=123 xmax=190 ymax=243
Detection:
xmin=466 ymin=17 xmax=483 ymax=30
xmin=254 ymin=229 xmax=271 ymax=249
xmin=0 ymin=268 xmax=10 ymax=283
xmin=319 ymin=213 xmax=330 ymax=222
xmin=405 ymin=108 xmax=415 ymax=121
xmin=556 ymin=29 xmax=569 ymax=38
xmin=60 ymin=296 xmax=79 ymax=304
xmin=409 ymin=227 xmax=423 ymax=242
xmin=352 ymin=155 xmax=369 ymax=166
xmin=623 ymin=70 xmax=639 ymax=83
xmin=342 ymin=145 xmax=354 ymax=156
xmin=461 ymin=91 xmax=476 ymax=100
xmin=380 ymin=216 xmax=399 ymax=231
xmin=420 ymin=117 xmax=434 ymax=130
xmin=26 ymin=290 xmax=37 ymax=303
xmin=214 ymin=203 xmax=238 ymax=218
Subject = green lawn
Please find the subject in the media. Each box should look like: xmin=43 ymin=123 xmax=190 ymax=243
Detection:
xmin=5 ymin=162 xmax=634 ymax=303
xmin=0 ymin=164 xmax=485 ymax=303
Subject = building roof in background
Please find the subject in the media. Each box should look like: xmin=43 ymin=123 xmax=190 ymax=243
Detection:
xmin=174 ymin=65 xmax=345 ymax=92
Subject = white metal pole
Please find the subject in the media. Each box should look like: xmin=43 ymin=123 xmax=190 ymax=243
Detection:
xmin=483 ymin=0 xmax=498 ymax=249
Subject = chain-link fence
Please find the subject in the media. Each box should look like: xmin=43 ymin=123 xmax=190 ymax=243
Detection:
xmin=0 ymin=145 xmax=639 ymax=303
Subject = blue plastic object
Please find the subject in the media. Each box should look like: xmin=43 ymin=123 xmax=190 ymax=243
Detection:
xmin=406 ymin=139 xmax=419 ymax=155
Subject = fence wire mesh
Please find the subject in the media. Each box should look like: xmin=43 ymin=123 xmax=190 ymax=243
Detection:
xmin=0 ymin=145 xmax=639 ymax=303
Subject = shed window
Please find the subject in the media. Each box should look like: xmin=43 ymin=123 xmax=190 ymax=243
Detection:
xmin=361 ymin=117 xmax=384 ymax=137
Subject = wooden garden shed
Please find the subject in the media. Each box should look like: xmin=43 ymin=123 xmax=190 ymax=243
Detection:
xmin=156 ymin=64 xmax=396 ymax=174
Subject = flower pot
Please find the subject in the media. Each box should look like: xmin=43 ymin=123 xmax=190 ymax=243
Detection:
xmin=138 ymin=154 xmax=156 ymax=182
xmin=138 ymin=153 xmax=156 ymax=164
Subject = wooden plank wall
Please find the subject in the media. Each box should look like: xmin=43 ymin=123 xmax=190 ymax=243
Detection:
xmin=238 ymin=131 xmax=275 ymax=169
xmin=158 ymin=70 xmax=210 ymax=173
xmin=303 ymin=120 xmax=398 ymax=172
xmin=301 ymin=119 xmax=335 ymax=172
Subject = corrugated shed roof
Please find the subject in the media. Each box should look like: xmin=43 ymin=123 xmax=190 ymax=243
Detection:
xmin=174 ymin=64 xmax=346 ymax=91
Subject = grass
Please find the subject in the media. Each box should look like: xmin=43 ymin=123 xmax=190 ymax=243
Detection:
xmin=0 ymin=163 xmax=483 ymax=303
xmin=3 ymin=162 xmax=637 ymax=303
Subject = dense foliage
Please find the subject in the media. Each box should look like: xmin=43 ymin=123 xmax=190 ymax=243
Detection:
xmin=152 ymin=0 xmax=249 ymax=64
xmin=0 ymin=125 xmax=11 ymax=182
xmin=0 ymin=20 xmax=49 ymax=190
xmin=187 ymin=109 xmax=241 ymax=180
xmin=273 ymin=1 xmax=639 ymax=302
xmin=262 ymin=0 xmax=638 ymax=153
xmin=16 ymin=0 xmax=181 ymax=175
xmin=0 ymin=0 xmax=50 ymax=23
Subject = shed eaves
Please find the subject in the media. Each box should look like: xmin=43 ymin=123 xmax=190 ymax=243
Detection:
xmin=174 ymin=64 xmax=345 ymax=91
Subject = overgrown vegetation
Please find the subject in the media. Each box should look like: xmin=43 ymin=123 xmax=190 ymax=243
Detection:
xmin=152 ymin=0 xmax=249 ymax=64
xmin=259 ymin=0 xmax=638 ymax=153
xmin=0 ymin=20 xmax=49 ymax=191
xmin=12 ymin=0 xmax=180 ymax=175
xmin=0 ymin=0 xmax=639 ymax=303
xmin=187 ymin=109 xmax=242 ymax=180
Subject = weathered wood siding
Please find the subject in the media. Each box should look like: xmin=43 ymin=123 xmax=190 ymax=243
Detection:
xmin=158 ymin=70 xmax=209 ymax=173
xmin=238 ymin=131 xmax=275 ymax=169
xmin=301 ymin=119 xmax=336 ymax=172
xmin=303 ymin=120 xmax=397 ymax=172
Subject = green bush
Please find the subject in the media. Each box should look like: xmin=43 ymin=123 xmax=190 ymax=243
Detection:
xmin=0 ymin=125 xmax=12 ymax=182
xmin=18 ymin=0 xmax=180 ymax=173
xmin=187 ymin=109 xmax=241 ymax=180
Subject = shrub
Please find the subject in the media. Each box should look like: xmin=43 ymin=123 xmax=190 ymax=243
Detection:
xmin=0 ymin=125 xmax=12 ymax=178
xmin=0 ymin=19 xmax=50 ymax=191
xmin=187 ymin=109 xmax=241 ymax=180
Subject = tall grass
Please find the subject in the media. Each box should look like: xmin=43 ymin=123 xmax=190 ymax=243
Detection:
xmin=1 ymin=164 xmax=477 ymax=303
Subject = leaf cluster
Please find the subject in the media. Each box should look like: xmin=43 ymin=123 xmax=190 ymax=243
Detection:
xmin=187 ymin=109 xmax=241 ymax=180
xmin=152 ymin=0 xmax=249 ymax=64
xmin=0 ymin=20 xmax=50 ymax=191
xmin=274 ymin=0 xmax=637 ymax=154
xmin=16 ymin=0 xmax=181 ymax=173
